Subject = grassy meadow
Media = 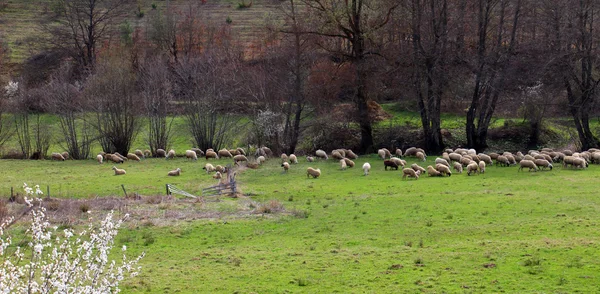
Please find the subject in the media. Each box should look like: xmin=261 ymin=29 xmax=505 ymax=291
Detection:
xmin=2 ymin=153 xmax=600 ymax=293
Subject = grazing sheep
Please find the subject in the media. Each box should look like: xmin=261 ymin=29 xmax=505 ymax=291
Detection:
xmin=127 ymin=153 xmax=141 ymax=161
xmin=135 ymin=149 xmax=145 ymax=158
xmin=416 ymin=152 xmax=426 ymax=161
xmin=281 ymin=153 xmax=289 ymax=163
xmin=247 ymin=162 xmax=260 ymax=169
xmin=382 ymin=148 xmax=392 ymax=158
xmin=333 ymin=149 xmax=346 ymax=158
xmin=168 ymin=168 xmax=181 ymax=176
xmin=215 ymin=165 xmax=226 ymax=173
xmin=466 ymin=162 xmax=479 ymax=176
xmin=427 ymin=165 xmax=442 ymax=177
xmin=191 ymin=148 xmax=204 ymax=157
xmin=213 ymin=171 xmax=222 ymax=180
xmin=518 ymin=160 xmax=538 ymax=172
xmin=218 ymin=149 xmax=233 ymax=158
xmin=591 ymin=152 xmax=600 ymax=164
xmin=289 ymin=154 xmax=298 ymax=164
xmin=233 ymin=154 xmax=248 ymax=163
xmin=332 ymin=150 xmax=344 ymax=160
xmin=523 ymin=154 xmax=535 ymax=161
xmin=203 ymin=163 xmax=216 ymax=173
xmin=307 ymin=167 xmax=321 ymax=178
xmin=362 ymin=162 xmax=371 ymax=176
xmin=346 ymin=149 xmax=358 ymax=159
xmin=384 ymin=160 xmax=399 ymax=170
xmin=460 ymin=157 xmax=472 ymax=167
xmin=205 ymin=150 xmax=219 ymax=160
xmin=144 ymin=149 xmax=151 ymax=158
xmin=402 ymin=168 xmax=420 ymax=180
xmin=411 ymin=163 xmax=426 ymax=174
xmin=449 ymin=152 xmax=462 ymax=162
xmin=505 ymin=154 xmax=517 ymax=165
xmin=156 ymin=149 xmax=166 ymax=158
xmin=306 ymin=156 xmax=315 ymax=162
xmin=183 ymin=150 xmax=197 ymax=160
xmin=112 ymin=166 xmax=126 ymax=175
xmin=61 ymin=152 xmax=69 ymax=160
xmin=496 ymin=155 xmax=510 ymax=167
xmin=435 ymin=163 xmax=452 ymax=177
xmin=442 ymin=152 xmax=451 ymax=162
xmin=96 ymin=154 xmax=103 ymax=164
xmin=343 ymin=158 xmax=355 ymax=168
xmin=488 ymin=152 xmax=500 ymax=160
xmin=282 ymin=162 xmax=290 ymax=172
xmin=395 ymin=148 xmax=403 ymax=157
xmin=453 ymin=162 xmax=463 ymax=174
xmin=114 ymin=152 xmax=128 ymax=161
xmin=563 ymin=150 xmax=573 ymax=156
xmin=404 ymin=147 xmax=418 ymax=157
xmin=51 ymin=153 xmax=65 ymax=161
xmin=236 ymin=147 xmax=246 ymax=156
xmin=340 ymin=159 xmax=347 ymax=170
xmin=257 ymin=156 xmax=266 ymax=164
xmin=573 ymin=157 xmax=588 ymax=169
xmin=478 ymin=161 xmax=486 ymax=174
xmin=478 ymin=154 xmax=493 ymax=165
xmin=390 ymin=157 xmax=405 ymax=168
xmin=315 ymin=149 xmax=328 ymax=160
xmin=166 ymin=149 xmax=176 ymax=159
xmin=107 ymin=154 xmax=124 ymax=164
xmin=435 ymin=157 xmax=450 ymax=167
xmin=467 ymin=149 xmax=476 ymax=155
xmin=262 ymin=146 xmax=273 ymax=157
xmin=534 ymin=159 xmax=553 ymax=170
xmin=229 ymin=149 xmax=239 ymax=156
xmin=378 ymin=149 xmax=387 ymax=160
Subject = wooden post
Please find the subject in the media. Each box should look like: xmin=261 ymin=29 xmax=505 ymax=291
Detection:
xmin=165 ymin=184 xmax=170 ymax=196
xmin=9 ymin=187 xmax=14 ymax=202
xmin=121 ymin=184 xmax=127 ymax=198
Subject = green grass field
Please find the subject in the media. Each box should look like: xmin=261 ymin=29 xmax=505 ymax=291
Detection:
xmin=2 ymin=154 xmax=600 ymax=293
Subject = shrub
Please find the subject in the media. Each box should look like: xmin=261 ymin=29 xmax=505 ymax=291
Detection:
xmin=0 ymin=183 xmax=144 ymax=292
xmin=255 ymin=200 xmax=284 ymax=214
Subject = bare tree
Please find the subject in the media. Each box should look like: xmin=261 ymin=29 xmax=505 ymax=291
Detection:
xmin=86 ymin=56 xmax=140 ymax=155
xmin=465 ymin=0 xmax=522 ymax=151
xmin=41 ymin=0 xmax=131 ymax=70
xmin=410 ymin=0 xmax=449 ymax=153
xmin=12 ymin=86 xmax=52 ymax=159
xmin=46 ymin=63 xmax=92 ymax=159
xmin=138 ymin=57 xmax=174 ymax=155
xmin=298 ymin=0 xmax=398 ymax=153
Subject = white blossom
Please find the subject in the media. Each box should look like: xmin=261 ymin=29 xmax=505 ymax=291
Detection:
xmin=0 ymin=183 xmax=144 ymax=293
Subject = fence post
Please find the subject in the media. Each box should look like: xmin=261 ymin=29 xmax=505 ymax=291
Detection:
xmin=9 ymin=187 xmax=14 ymax=202
xmin=47 ymin=185 xmax=50 ymax=199
xmin=121 ymin=184 xmax=127 ymax=198
xmin=165 ymin=184 xmax=170 ymax=196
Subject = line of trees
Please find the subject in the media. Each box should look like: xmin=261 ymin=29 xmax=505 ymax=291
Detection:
xmin=1 ymin=0 xmax=600 ymax=157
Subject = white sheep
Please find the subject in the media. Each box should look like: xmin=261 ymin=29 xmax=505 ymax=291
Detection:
xmin=340 ymin=159 xmax=347 ymax=170
xmin=282 ymin=162 xmax=290 ymax=172
xmin=466 ymin=162 xmax=479 ymax=176
xmin=478 ymin=153 xmax=493 ymax=165
xmin=346 ymin=149 xmax=358 ymax=159
xmin=478 ymin=161 xmax=486 ymax=174
xmin=453 ymin=162 xmax=463 ymax=174
xmin=496 ymin=155 xmax=510 ymax=167
xmin=416 ymin=152 xmax=426 ymax=161
xmin=307 ymin=167 xmax=321 ymax=178
xmin=127 ymin=153 xmax=141 ymax=161
xmin=449 ymin=152 xmax=462 ymax=162
xmin=165 ymin=149 xmax=176 ymax=159
xmin=185 ymin=150 xmax=198 ymax=160
xmin=233 ymin=154 xmax=248 ymax=163
xmin=362 ymin=162 xmax=371 ymax=176
xmin=427 ymin=165 xmax=442 ymax=177
xmin=395 ymin=148 xmax=403 ymax=157
xmin=306 ymin=156 xmax=315 ymax=162
xmin=215 ymin=165 xmax=226 ymax=173
xmin=168 ymin=168 xmax=181 ymax=176
xmin=61 ymin=152 xmax=70 ymax=160
xmin=281 ymin=153 xmax=289 ymax=163
xmin=213 ymin=171 xmax=222 ymax=180
xmin=343 ymin=158 xmax=355 ymax=168
xmin=533 ymin=159 xmax=553 ymax=170
xmin=289 ymin=154 xmax=298 ymax=164
xmin=390 ymin=157 xmax=405 ymax=167
xmin=332 ymin=150 xmax=344 ymax=160
xmin=51 ymin=153 xmax=65 ymax=161
xmin=404 ymin=147 xmax=418 ymax=157
xmin=205 ymin=150 xmax=219 ymax=160
xmin=435 ymin=157 xmax=450 ymax=167
xmin=402 ymin=168 xmax=420 ymax=180
xmin=411 ymin=163 xmax=426 ymax=174
xmin=135 ymin=149 xmax=145 ymax=159
xmin=382 ymin=148 xmax=392 ymax=158
xmin=96 ymin=154 xmax=103 ymax=164
xmin=156 ymin=149 xmax=166 ymax=157
xmin=315 ymin=150 xmax=328 ymax=160
xmin=218 ymin=149 xmax=233 ymax=158
xmin=236 ymin=147 xmax=246 ymax=156
xmin=192 ymin=148 xmax=204 ymax=157
xmin=203 ymin=163 xmax=216 ymax=173
xmin=114 ymin=152 xmax=128 ymax=161
xmin=112 ymin=166 xmax=126 ymax=175
xmin=435 ymin=163 xmax=452 ymax=177
xmin=107 ymin=154 xmax=124 ymax=164
xmin=144 ymin=149 xmax=152 ymax=158
xmin=377 ymin=149 xmax=386 ymax=160
xmin=518 ymin=160 xmax=538 ymax=172
xmin=257 ymin=156 xmax=266 ymax=164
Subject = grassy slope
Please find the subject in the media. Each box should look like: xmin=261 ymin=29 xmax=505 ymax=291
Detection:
xmin=2 ymin=154 xmax=600 ymax=292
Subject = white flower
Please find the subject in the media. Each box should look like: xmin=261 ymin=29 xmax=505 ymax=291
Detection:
xmin=33 ymin=244 xmax=43 ymax=255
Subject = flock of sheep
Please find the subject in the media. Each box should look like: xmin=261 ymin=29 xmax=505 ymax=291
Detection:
xmin=47 ymin=145 xmax=596 ymax=182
